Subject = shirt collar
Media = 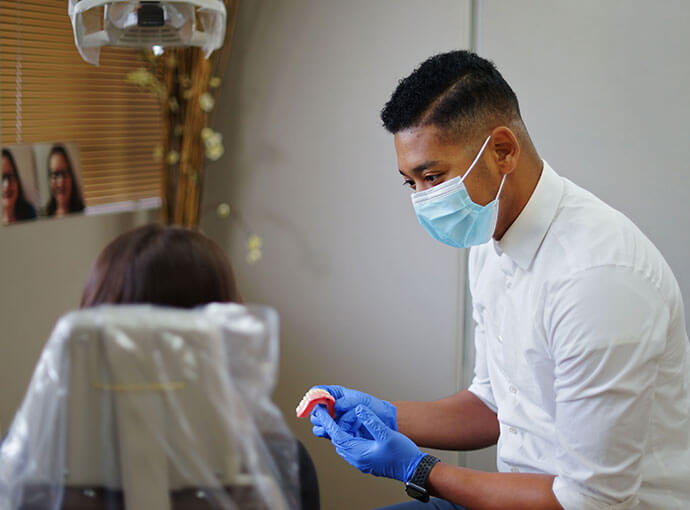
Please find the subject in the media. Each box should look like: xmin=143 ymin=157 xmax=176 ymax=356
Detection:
xmin=494 ymin=160 xmax=563 ymax=271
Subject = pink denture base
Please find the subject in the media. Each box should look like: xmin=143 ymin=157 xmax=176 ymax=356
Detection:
xmin=296 ymin=389 xmax=336 ymax=418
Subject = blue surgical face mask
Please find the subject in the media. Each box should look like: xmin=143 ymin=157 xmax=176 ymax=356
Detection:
xmin=410 ymin=136 xmax=505 ymax=248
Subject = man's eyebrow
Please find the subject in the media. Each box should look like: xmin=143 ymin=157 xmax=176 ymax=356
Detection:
xmin=398 ymin=161 xmax=440 ymax=177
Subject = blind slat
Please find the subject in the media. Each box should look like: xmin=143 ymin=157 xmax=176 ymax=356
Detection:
xmin=0 ymin=76 xmax=159 ymax=87
xmin=3 ymin=135 xmax=163 ymax=145
xmin=83 ymin=166 xmax=162 ymax=173
xmin=85 ymin=177 xmax=162 ymax=185
xmin=1 ymin=3 xmax=87 ymax=15
xmin=9 ymin=118 xmax=162 ymax=127
xmin=86 ymin=186 xmax=162 ymax=195
xmin=84 ymin=179 xmax=163 ymax=189
xmin=86 ymin=188 xmax=162 ymax=201
xmin=0 ymin=14 xmax=74 ymax=30
xmin=1 ymin=45 xmax=172 ymax=60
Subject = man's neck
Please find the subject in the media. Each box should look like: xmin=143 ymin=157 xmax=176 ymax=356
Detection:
xmin=493 ymin=155 xmax=543 ymax=241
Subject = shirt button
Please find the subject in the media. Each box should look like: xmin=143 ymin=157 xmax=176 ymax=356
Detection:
xmin=497 ymin=335 xmax=503 ymax=344
xmin=511 ymin=467 xmax=520 ymax=473
xmin=506 ymin=279 xmax=512 ymax=289
xmin=509 ymin=385 xmax=517 ymax=394
xmin=509 ymin=427 xmax=517 ymax=434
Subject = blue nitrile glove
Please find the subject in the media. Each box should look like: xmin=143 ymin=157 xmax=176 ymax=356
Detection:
xmin=317 ymin=406 xmax=374 ymax=440
xmin=310 ymin=385 xmax=397 ymax=438
xmin=313 ymin=405 xmax=425 ymax=483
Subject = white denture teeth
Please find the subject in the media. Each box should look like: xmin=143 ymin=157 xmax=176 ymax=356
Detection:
xmin=296 ymin=388 xmax=336 ymax=418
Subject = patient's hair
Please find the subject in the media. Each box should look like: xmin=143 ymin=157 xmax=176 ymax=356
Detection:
xmin=380 ymin=50 xmax=522 ymax=142
xmin=81 ymin=224 xmax=240 ymax=308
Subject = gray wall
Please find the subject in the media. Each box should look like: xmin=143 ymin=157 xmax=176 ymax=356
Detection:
xmin=462 ymin=0 xmax=690 ymax=474
xmin=477 ymin=0 xmax=690 ymax=321
xmin=0 ymin=210 xmax=157 ymax=434
xmin=201 ymin=1 xmax=472 ymax=507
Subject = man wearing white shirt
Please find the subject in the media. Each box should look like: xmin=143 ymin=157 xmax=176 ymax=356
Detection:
xmin=310 ymin=50 xmax=690 ymax=509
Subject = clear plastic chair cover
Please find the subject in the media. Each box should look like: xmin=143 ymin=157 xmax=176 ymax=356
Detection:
xmin=0 ymin=303 xmax=300 ymax=509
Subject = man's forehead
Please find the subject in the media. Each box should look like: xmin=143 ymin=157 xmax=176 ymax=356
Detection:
xmin=394 ymin=125 xmax=442 ymax=147
xmin=394 ymin=125 xmax=466 ymax=172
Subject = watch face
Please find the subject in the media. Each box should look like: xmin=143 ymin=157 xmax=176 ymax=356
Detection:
xmin=405 ymin=482 xmax=428 ymax=501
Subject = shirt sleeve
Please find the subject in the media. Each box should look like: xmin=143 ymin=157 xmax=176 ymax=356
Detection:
xmin=546 ymin=265 xmax=670 ymax=510
xmin=466 ymin=248 xmax=497 ymax=413
xmin=467 ymin=305 xmax=498 ymax=413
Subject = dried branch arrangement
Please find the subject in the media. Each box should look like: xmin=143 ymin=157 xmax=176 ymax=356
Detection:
xmin=126 ymin=0 xmax=238 ymax=228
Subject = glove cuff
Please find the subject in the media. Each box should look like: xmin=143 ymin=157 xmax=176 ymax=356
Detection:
xmin=383 ymin=400 xmax=398 ymax=431
xmin=403 ymin=451 xmax=428 ymax=483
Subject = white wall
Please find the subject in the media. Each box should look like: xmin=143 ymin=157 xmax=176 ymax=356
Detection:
xmin=201 ymin=1 xmax=472 ymax=507
xmin=0 ymin=210 xmax=157 ymax=434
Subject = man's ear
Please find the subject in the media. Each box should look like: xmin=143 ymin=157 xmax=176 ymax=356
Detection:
xmin=489 ymin=126 xmax=520 ymax=176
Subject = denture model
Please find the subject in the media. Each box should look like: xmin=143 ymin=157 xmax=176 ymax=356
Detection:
xmin=296 ymin=388 xmax=336 ymax=418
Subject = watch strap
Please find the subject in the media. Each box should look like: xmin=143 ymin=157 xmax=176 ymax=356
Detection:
xmin=408 ymin=454 xmax=440 ymax=489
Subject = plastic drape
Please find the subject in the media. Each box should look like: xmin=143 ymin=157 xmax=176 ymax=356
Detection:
xmin=0 ymin=304 xmax=300 ymax=509
xmin=68 ymin=0 xmax=227 ymax=65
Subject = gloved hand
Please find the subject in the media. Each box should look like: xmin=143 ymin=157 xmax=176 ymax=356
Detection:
xmin=313 ymin=405 xmax=425 ymax=483
xmin=310 ymin=385 xmax=397 ymax=439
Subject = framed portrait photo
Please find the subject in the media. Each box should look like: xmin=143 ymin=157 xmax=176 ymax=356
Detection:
xmin=33 ymin=142 xmax=85 ymax=218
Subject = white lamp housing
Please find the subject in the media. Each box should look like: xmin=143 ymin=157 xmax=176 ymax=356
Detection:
xmin=68 ymin=0 xmax=227 ymax=65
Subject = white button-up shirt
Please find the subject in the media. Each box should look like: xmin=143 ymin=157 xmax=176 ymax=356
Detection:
xmin=467 ymin=161 xmax=690 ymax=509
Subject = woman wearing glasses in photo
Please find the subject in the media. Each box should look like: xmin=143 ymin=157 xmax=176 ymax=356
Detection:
xmin=45 ymin=144 xmax=85 ymax=217
xmin=2 ymin=148 xmax=37 ymax=225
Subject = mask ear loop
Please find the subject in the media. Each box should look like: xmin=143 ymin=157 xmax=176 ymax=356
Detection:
xmin=495 ymin=172 xmax=507 ymax=201
xmin=460 ymin=135 xmax=492 ymax=182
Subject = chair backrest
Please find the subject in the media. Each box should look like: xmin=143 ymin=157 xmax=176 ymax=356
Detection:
xmin=67 ymin=308 xmax=246 ymax=509
xmin=1 ymin=304 xmax=297 ymax=510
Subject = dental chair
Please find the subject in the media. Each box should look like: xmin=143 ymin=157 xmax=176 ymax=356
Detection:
xmin=0 ymin=304 xmax=304 ymax=510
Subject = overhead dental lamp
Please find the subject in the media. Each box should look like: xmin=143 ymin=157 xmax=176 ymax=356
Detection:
xmin=68 ymin=0 xmax=227 ymax=65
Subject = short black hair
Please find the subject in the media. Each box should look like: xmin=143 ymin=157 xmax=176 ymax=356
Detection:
xmin=380 ymin=50 xmax=521 ymax=140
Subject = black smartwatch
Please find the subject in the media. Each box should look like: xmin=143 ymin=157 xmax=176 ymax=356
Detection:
xmin=405 ymin=454 xmax=440 ymax=502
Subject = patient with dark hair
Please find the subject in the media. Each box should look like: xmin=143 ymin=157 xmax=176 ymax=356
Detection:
xmin=81 ymin=223 xmax=241 ymax=308
xmin=80 ymin=224 xmax=320 ymax=509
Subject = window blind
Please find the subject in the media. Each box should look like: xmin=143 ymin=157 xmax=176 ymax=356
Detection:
xmin=0 ymin=0 xmax=163 ymax=206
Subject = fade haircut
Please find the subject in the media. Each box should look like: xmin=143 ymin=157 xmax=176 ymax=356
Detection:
xmin=380 ymin=50 xmax=522 ymax=143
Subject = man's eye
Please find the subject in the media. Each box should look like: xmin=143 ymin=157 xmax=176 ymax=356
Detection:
xmin=402 ymin=180 xmax=415 ymax=188
xmin=424 ymin=174 xmax=439 ymax=183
